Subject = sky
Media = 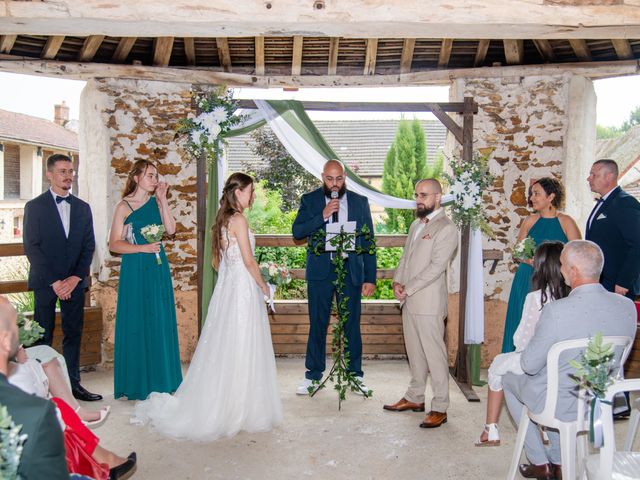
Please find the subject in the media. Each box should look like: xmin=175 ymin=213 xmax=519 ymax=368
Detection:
xmin=0 ymin=72 xmax=638 ymax=127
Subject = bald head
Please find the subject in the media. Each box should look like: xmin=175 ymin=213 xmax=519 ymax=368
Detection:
xmin=0 ymin=297 xmax=16 ymax=332
xmin=322 ymin=159 xmax=346 ymax=198
xmin=0 ymin=297 xmax=18 ymax=373
xmin=560 ymin=240 xmax=604 ymax=287
xmin=416 ymin=178 xmax=442 ymax=194
xmin=414 ymin=178 xmax=443 ymax=218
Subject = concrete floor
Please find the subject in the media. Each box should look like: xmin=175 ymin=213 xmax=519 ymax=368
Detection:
xmin=81 ymin=359 xmax=637 ymax=480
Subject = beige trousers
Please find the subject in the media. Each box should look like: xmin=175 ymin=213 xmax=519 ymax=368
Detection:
xmin=402 ymin=310 xmax=450 ymax=413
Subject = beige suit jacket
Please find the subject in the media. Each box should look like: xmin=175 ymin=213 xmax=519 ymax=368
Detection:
xmin=393 ymin=210 xmax=458 ymax=317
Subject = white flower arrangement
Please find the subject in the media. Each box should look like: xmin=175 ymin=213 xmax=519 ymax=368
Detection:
xmin=0 ymin=405 xmax=27 ymax=479
xmin=140 ymin=223 xmax=166 ymax=265
xmin=444 ymin=151 xmax=494 ymax=236
xmin=177 ymin=87 xmax=246 ymax=162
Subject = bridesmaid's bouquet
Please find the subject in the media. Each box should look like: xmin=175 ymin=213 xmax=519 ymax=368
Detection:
xmin=259 ymin=262 xmax=292 ymax=287
xmin=140 ymin=224 xmax=165 ymax=265
xmin=513 ymin=236 xmax=536 ymax=260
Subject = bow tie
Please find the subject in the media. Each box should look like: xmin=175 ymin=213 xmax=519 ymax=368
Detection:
xmin=56 ymin=195 xmax=70 ymax=204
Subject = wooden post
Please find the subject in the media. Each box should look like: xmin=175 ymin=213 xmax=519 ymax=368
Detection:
xmin=192 ymin=89 xmax=206 ymax=335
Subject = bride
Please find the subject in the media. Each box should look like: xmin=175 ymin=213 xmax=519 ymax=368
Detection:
xmin=132 ymin=172 xmax=282 ymax=441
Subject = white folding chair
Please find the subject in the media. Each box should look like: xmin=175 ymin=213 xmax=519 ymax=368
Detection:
xmin=586 ymin=378 xmax=640 ymax=479
xmin=507 ymin=336 xmax=634 ymax=480
xmin=623 ymin=395 xmax=639 ymax=452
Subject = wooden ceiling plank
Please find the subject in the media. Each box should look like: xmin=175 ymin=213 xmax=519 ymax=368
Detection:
xmin=216 ymin=37 xmax=232 ymax=72
xmin=291 ymin=35 xmax=303 ymax=76
xmin=473 ymin=39 xmax=490 ymax=67
xmin=364 ymin=38 xmax=378 ymax=75
xmin=438 ymin=39 xmax=453 ymax=68
xmin=503 ymin=39 xmax=524 ymax=65
xmin=569 ymin=39 xmax=592 ymax=61
xmin=255 ymin=36 xmax=265 ymax=75
xmin=112 ymin=37 xmax=137 ymax=63
xmin=611 ymin=39 xmax=633 ymax=60
xmin=532 ymin=39 xmax=556 ymax=62
xmin=400 ymin=38 xmax=415 ymax=74
xmin=152 ymin=37 xmax=174 ymax=67
xmin=78 ymin=35 xmax=105 ymax=62
xmin=328 ymin=37 xmax=340 ymax=75
xmin=0 ymin=35 xmax=17 ymax=54
xmin=41 ymin=35 xmax=65 ymax=60
xmin=184 ymin=37 xmax=196 ymax=66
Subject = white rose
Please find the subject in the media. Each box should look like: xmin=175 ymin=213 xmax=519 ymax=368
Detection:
xmin=268 ymin=265 xmax=278 ymax=276
xmin=211 ymin=106 xmax=228 ymax=124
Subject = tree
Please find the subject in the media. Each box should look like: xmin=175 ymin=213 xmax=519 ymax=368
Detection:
xmin=244 ymin=128 xmax=319 ymax=211
xmin=380 ymin=119 xmax=433 ymax=233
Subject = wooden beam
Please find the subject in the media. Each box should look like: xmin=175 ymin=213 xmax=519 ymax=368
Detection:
xmin=438 ymin=39 xmax=453 ymax=69
xmin=428 ymin=102 xmax=463 ymax=143
xmin=184 ymin=37 xmax=196 ymax=66
xmin=216 ymin=37 xmax=232 ymax=72
xmin=41 ymin=35 xmax=65 ymax=60
xmin=2 ymin=55 xmax=638 ymax=88
xmin=78 ymin=35 xmax=104 ymax=62
xmin=238 ymin=100 xmax=477 ymax=114
xmin=473 ymin=39 xmax=490 ymax=67
xmin=255 ymin=36 xmax=265 ymax=76
xmin=152 ymin=36 xmax=174 ymax=67
xmin=111 ymin=37 xmax=136 ymax=63
xmin=569 ymin=39 xmax=592 ymax=62
xmin=0 ymin=35 xmax=16 ymax=54
xmin=364 ymin=38 xmax=378 ymax=75
xmin=503 ymin=39 xmax=524 ymax=65
xmin=611 ymin=39 xmax=634 ymax=60
xmin=533 ymin=39 xmax=556 ymax=62
xmin=328 ymin=37 xmax=339 ymax=75
xmin=291 ymin=35 xmax=303 ymax=76
xmin=3 ymin=1 xmax=640 ymax=39
xmin=400 ymin=38 xmax=415 ymax=74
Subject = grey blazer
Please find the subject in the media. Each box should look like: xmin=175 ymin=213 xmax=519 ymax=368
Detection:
xmin=516 ymin=283 xmax=637 ymax=421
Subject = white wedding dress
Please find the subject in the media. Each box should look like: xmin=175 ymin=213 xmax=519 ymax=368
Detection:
xmin=132 ymin=226 xmax=282 ymax=441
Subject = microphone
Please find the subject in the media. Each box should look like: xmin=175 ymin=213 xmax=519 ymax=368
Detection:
xmin=331 ymin=190 xmax=339 ymax=223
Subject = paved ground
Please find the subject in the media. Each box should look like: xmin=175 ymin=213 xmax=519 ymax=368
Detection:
xmin=81 ymin=358 xmax=637 ymax=480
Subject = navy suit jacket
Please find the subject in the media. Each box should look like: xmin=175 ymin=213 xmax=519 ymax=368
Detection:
xmin=23 ymin=191 xmax=95 ymax=290
xmin=585 ymin=186 xmax=640 ymax=297
xmin=292 ymin=188 xmax=376 ymax=286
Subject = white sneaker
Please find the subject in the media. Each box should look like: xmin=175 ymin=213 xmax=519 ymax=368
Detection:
xmin=296 ymin=378 xmax=314 ymax=395
xmin=352 ymin=376 xmax=371 ymax=396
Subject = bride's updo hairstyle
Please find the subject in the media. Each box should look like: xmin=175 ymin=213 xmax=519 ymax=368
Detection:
xmin=211 ymin=172 xmax=254 ymax=270
xmin=122 ymin=159 xmax=157 ymax=198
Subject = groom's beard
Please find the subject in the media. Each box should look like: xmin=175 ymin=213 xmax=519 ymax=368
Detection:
xmin=323 ymin=184 xmax=346 ymax=199
xmin=416 ymin=205 xmax=433 ymax=219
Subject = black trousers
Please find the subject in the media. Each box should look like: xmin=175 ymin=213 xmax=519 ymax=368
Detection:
xmin=33 ymin=286 xmax=85 ymax=388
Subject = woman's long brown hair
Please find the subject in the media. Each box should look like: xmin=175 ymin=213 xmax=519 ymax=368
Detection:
xmin=211 ymin=172 xmax=254 ymax=270
xmin=122 ymin=160 xmax=157 ymax=198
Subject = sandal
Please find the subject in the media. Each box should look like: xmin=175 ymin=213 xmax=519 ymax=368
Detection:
xmin=83 ymin=406 xmax=111 ymax=429
xmin=475 ymin=423 xmax=501 ymax=447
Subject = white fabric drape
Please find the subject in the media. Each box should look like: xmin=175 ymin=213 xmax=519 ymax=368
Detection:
xmin=465 ymin=228 xmax=484 ymax=344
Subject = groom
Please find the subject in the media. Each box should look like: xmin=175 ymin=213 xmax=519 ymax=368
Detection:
xmin=292 ymin=160 xmax=376 ymax=395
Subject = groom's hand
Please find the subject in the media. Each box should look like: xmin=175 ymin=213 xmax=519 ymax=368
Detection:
xmin=362 ymin=282 xmax=375 ymax=297
xmin=323 ymin=200 xmax=340 ymax=221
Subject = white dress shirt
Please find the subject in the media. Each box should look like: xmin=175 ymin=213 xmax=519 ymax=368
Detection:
xmin=587 ymin=186 xmax=616 ymax=230
xmin=49 ymin=188 xmax=70 ymax=238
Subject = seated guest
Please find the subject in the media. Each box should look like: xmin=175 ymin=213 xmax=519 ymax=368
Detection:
xmin=476 ymin=242 xmax=569 ymax=447
xmin=503 ymin=240 xmax=637 ymax=479
xmin=10 ymin=345 xmax=109 ymax=426
xmin=0 ymin=297 xmax=69 ymax=479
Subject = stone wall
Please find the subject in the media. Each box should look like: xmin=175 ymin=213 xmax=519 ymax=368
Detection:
xmin=448 ymin=73 xmax=595 ymax=366
xmin=79 ymin=79 xmax=200 ymax=362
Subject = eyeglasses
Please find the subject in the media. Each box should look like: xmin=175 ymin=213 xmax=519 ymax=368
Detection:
xmin=414 ymin=192 xmax=438 ymax=199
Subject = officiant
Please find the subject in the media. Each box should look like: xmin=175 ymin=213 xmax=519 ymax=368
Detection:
xmin=292 ymin=160 xmax=376 ymax=396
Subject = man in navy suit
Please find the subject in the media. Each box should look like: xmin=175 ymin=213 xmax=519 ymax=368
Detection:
xmin=23 ymin=154 xmax=100 ymax=402
xmin=586 ymin=159 xmax=640 ymax=300
xmin=293 ymin=160 xmax=376 ymax=395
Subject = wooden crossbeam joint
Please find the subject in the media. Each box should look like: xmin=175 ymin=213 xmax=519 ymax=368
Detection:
xmin=78 ymin=35 xmax=105 ymax=62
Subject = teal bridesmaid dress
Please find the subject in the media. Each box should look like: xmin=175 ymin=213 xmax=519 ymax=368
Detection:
xmin=501 ymin=217 xmax=568 ymax=353
xmin=114 ymin=197 xmax=182 ymax=400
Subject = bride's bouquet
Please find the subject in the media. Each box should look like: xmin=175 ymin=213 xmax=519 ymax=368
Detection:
xmin=259 ymin=262 xmax=291 ymax=313
xmin=513 ymin=236 xmax=536 ymax=261
xmin=140 ymin=224 xmax=165 ymax=265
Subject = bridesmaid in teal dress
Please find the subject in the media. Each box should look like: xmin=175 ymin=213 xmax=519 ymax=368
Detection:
xmin=109 ymin=160 xmax=182 ymax=400
xmin=501 ymin=177 xmax=581 ymax=353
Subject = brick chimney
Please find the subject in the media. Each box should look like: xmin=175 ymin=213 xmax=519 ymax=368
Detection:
xmin=54 ymin=101 xmax=69 ymax=126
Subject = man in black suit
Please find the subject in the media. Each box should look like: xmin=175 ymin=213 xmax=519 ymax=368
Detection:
xmin=0 ymin=297 xmax=69 ymax=479
xmin=23 ymin=154 xmax=100 ymax=401
xmin=586 ymin=159 xmax=640 ymax=300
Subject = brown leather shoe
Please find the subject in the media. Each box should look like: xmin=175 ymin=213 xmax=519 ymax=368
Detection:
xmin=383 ymin=398 xmax=425 ymax=412
xmin=419 ymin=411 xmax=447 ymax=428
xmin=518 ymin=463 xmax=553 ymax=480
